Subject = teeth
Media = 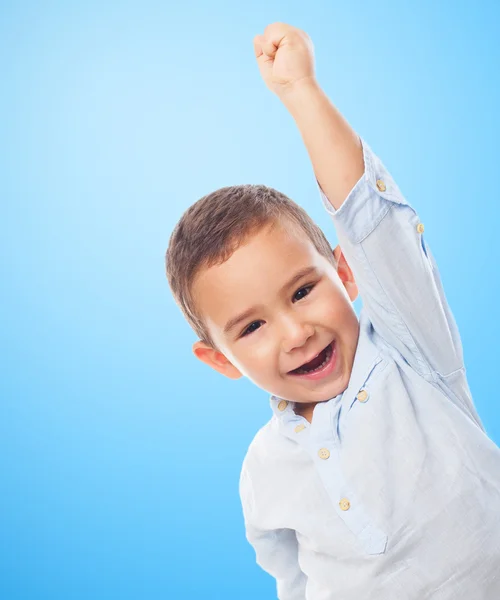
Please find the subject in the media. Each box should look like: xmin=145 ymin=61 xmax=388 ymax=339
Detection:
xmin=295 ymin=344 xmax=332 ymax=374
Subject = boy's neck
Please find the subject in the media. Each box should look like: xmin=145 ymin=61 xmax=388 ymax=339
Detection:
xmin=293 ymin=403 xmax=317 ymax=424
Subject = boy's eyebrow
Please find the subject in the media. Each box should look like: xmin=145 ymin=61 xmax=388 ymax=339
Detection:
xmin=223 ymin=266 xmax=318 ymax=335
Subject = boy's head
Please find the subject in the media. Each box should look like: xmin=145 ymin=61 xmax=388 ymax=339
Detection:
xmin=165 ymin=184 xmax=360 ymax=408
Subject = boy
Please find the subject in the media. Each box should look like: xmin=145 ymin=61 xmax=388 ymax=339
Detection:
xmin=165 ymin=22 xmax=500 ymax=599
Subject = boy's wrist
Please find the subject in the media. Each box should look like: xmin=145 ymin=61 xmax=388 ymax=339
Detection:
xmin=278 ymin=76 xmax=323 ymax=115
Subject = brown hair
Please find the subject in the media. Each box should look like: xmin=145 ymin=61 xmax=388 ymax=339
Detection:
xmin=165 ymin=184 xmax=336 ymax=348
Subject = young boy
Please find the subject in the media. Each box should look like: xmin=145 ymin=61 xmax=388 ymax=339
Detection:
xmin=165 ymin=22 xmax=500 ymax=599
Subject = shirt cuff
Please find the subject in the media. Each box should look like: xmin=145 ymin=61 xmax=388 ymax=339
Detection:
xmin=317 ymin=137 xmax=410 ymax=243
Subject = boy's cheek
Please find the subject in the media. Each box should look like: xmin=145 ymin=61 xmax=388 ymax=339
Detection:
xmin=236 ymin=355 xmax=276 ymax=385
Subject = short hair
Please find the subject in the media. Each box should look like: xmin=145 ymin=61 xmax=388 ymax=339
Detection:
xmin=165 ymin=184 xmax=336 ymax=348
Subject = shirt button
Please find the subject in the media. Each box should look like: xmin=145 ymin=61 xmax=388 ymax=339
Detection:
xmin=376 ymin=179 xmax=386 ymax=192
xmin=278 ymin=400 xmax=288 ymax=411
xmin=339 ymin=498 xmax=351 ymax=511
xmin=294 ymin=424 xmax=306 ymax=433
xmin=417 ymin=222 xmax=425 ymax=234
xmin=318 ymin=448 xmax=331 ymax=460
xmin=357 ymin=389 xmax=369 ymax=403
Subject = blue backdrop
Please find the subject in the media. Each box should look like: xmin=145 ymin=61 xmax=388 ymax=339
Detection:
xmin=1 ymin=1 xmax=499 ymax=598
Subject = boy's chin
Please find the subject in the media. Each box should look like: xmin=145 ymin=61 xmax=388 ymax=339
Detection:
xmin=285 ymin=372 xmax=351 ymax=404
xmin=271 ymin=386 xmax=339 ymax=407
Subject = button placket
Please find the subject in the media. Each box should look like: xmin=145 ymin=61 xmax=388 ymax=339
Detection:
xmin=311 ymin=426 xmax=387 ymax=555
xmin=281 ymin=394 xmax=388 ymax=554
xmin=321 ymin=462 xmax=388 ymax=554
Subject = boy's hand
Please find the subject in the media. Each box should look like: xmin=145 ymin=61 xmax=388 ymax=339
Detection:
xmin=253 ymin=23 xmax=316 ymax=99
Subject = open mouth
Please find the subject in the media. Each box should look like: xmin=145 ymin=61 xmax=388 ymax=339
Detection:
xmin=288 ymin=341 xmax=335 ymax=376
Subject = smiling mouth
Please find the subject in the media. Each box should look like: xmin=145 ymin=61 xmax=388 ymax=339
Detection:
xmin=288 ymin=342 xmax=334 ymax=375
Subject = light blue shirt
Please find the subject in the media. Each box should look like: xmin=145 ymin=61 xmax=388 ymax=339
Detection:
xmin=239 ymin=139 xmax=500 ymax=599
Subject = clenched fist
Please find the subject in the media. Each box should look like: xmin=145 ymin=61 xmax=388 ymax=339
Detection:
xmin=253 ymin=22 xmax=316 ymax=99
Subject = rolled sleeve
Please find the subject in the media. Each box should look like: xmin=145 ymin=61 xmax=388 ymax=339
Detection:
xmin=317 ymin=138 xmax=464 ymax=378
xmin=320 ymin=138 xmax=409 ymax=242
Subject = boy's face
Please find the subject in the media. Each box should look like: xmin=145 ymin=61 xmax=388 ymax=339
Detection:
xmin=191 ymin=220 xmax=360 ymax=408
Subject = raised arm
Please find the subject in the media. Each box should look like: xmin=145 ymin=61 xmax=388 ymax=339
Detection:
xmin=253 ymin=22 xmax=363 ymax=210
xmin=253 ymin=23 xmax=484 ymax=427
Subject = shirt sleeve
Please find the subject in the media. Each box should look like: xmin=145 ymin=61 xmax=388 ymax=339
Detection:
xmin=239 ymin=464 xmax=307 ymax=600
xmin=318 ymin=137 xmax=464 ymax=379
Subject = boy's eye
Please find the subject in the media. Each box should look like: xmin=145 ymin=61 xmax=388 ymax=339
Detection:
xmin=241 ymin=321 xmax=262 ymax=337
xmin=239 ymin=285 xmax=316 ymax=338
xmin=293 ymin=284 xmax=314 ymax=302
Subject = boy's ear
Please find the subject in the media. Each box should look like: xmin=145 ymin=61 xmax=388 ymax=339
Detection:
xmin=192 ymin=341 xmax=243 ymax=380
xmin=333 ymin=245 xmax=358 ymax=302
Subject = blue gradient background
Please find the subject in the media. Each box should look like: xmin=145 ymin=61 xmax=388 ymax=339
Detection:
xmin=1 ymin=1 xmax=499 ymax=598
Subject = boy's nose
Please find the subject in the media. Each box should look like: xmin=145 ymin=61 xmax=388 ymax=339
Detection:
xmin=281 ymin=318 xmax=315 ymax=354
